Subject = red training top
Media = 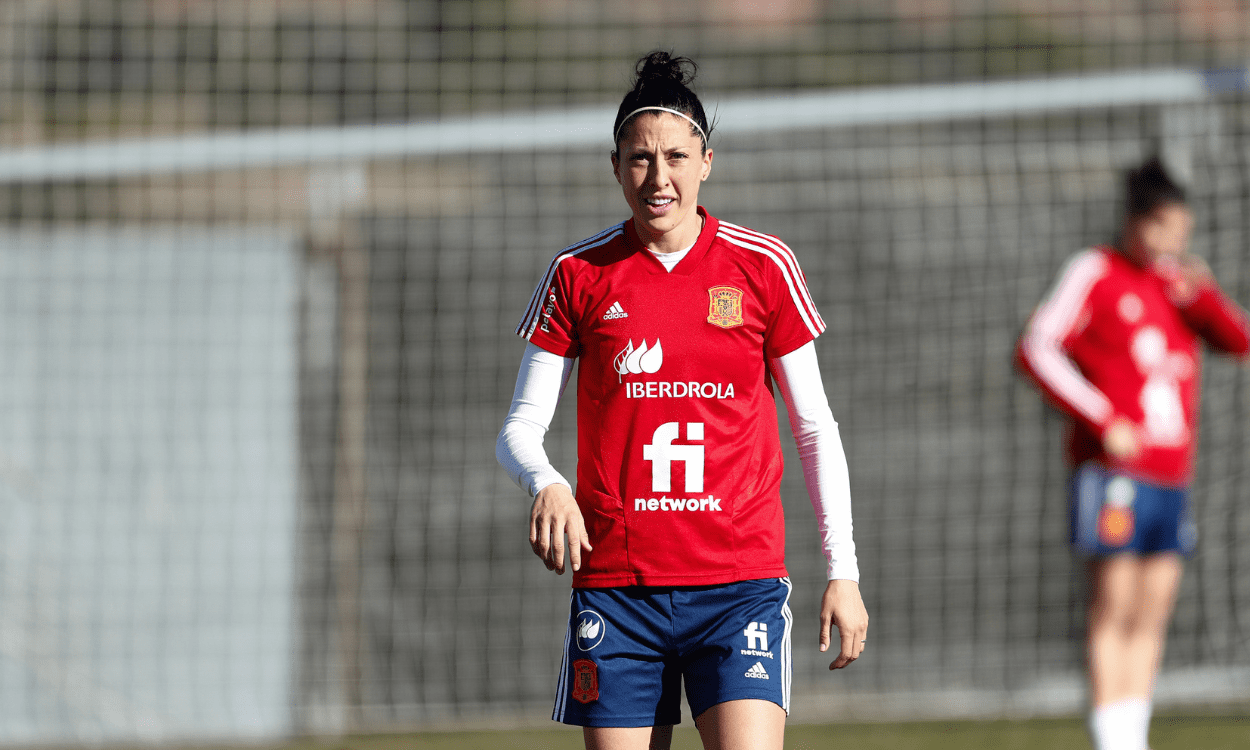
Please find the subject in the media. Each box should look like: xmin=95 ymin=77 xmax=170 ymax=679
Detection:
xmin=517 ymin=208 xmax=824 ymax=587
xmin=1016 ymin=245 xmax=1249 ymax=487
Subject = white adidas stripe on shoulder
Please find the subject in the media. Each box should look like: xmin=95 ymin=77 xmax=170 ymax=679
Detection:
xmin=518 ymin=224 xmax=624 ymax=339
xmin=717 ymin=222 xmax=825 ymax=338
xmin=1019 ymin=249 xmax=1114 ymax=425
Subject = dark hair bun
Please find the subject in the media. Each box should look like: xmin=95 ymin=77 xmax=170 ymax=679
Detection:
xmin=636 ymin=51 xmax=697 ymax=88
xmin=613 ymin=50 xmax=712 ymax=151
xmin=1125 ymin=156 xmax=1186 ymax=218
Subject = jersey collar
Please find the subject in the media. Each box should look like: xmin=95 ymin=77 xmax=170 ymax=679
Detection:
xmin=626 ymin=207 xmax=719 ymax=276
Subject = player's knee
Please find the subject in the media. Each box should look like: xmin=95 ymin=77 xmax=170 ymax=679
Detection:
xmin=1089 ymin=602 xmax=1135 ymax=633
xmin=1132 ymin=605 xmax=1172 ymax=635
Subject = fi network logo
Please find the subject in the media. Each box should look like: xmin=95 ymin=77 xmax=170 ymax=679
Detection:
xmin=744 ymin=622 xmax=769 ymax=651
xmin=643 ymin=422 xmax=703 ymax=493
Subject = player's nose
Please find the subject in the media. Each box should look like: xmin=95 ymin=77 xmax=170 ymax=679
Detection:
xmin=648 ymin=159 xmax=670 ymax=188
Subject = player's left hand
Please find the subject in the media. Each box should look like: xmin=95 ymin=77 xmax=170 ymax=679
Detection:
xmin=819 ymin=579 xmax=868 ymax=670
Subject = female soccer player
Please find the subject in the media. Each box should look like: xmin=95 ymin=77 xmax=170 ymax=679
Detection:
xmin=1017 ymin=157 xmax=1250 ymax=750
xmin=497 ymin=51 xmax=868 ymax=750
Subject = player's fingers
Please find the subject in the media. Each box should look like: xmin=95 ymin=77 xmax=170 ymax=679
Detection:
xmin=531 ymin=513 xmax=544 ymax=555
xmin=830 ymin=633 xmax=855 ymax=670
xmin=567 ymin=523 xmax=583 ymax=574
xmin=818 ymin=609 xmax=833 ymax=653
xmin=533 ymin=514 xmax=555 ymax=570
xmin=567 ymin=516 xmax=593 ymax=573
xmin=529 ymin=502 xmax=541 ymax=549
xmin=830 ymin=618 xmax=865 ymax=670
xmin=551 ymin=518 xmax=567 ymax=574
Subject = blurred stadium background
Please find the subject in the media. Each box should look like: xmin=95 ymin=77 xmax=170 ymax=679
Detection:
xmin=0 ymin=0 xmax=1249 ymax=745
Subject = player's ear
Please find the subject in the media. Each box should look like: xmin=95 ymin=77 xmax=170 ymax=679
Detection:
xmin=700 ymin=148 xmax=713 ymax=182
xmin=611 ymin=151 xmax=621 ymax=185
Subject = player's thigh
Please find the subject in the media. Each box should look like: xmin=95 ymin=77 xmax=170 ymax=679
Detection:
xmin=1136 ymin=553 xmax=1183 ymax=627
xmin=1087 ymin=555 xmax=1143 ymax=624
xmin=694 ymin=699 xmax=785 ymax=750
xmin=678 ymin=578 xmax=793 ymax=719
xmin=584 ymin=725 xmax=673 ymax=750
xmin=555 ymin=589 xmax=682 ymax=728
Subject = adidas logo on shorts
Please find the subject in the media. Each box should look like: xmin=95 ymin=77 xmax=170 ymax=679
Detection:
xmin=744 ymin=661 xmax=769 ymax=680
xmin=603 ymin=301 xmax=628 ymax=320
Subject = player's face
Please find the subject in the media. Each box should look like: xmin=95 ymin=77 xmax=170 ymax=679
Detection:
xmin=611 ymin=113 xmax=713 ymax=249
xmin=1138 ymin=203 xmax=1193 ymax=264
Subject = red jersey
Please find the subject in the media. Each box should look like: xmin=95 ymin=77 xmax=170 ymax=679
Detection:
xmin=517 ymin=209 xmax=824 ymax=587
xmin=1016 ymin=246 xmax=1249 ymax=486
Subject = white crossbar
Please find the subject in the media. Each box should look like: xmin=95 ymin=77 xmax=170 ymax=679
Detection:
xmin=0 ymin=66 xmax=1240 ymax=183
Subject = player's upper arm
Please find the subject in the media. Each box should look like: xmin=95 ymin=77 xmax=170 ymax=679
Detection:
xmin=1016 ymin=249 xmax=1114 ymax=429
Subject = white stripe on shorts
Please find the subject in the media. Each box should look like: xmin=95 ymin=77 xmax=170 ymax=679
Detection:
xmin=1077 ymin=465 xmax=1103 ymax=552
xmin=780 ymin=576 xmax=793 ymax=714
xmin=552 ymin=590 xmax=575 ymax=722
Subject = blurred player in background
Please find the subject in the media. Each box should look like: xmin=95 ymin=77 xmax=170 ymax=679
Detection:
xmin=1016 ymin=157 xmax=1250 ymax=750
xmin=497 ymin=51 xmax=868 ymax=750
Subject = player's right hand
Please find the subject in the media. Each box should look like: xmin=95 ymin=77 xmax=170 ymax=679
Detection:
xmin=530 ymin=484 xmax=592 ymax=575
xmin=1102 ymin=417 xmax=1142 ymax=461
xmin=1156 ymin=252 xmax=1212 ymax=305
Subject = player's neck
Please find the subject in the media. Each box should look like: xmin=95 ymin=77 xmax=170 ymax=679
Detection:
xmin=1116 ymin=237 xmax=1152 ymax=269
xmin=638 ymin=212 xmax=705 ymax=255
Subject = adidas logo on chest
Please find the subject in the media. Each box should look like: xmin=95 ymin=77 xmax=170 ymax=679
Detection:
xmin=603 ymin=301 xmax=628 ymax=320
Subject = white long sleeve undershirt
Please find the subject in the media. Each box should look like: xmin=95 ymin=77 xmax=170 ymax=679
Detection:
xmin=767 ymin=341 xmax=859 ymax=582
xmin=496 ymin=340 xmax=858 ymax=582
xmin=495 ymin=343 xmax=576 ymax=497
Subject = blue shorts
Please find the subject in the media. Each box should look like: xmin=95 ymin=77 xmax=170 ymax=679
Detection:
xmin=552 ymin=578 xmax=793 ymax=728
xmin=1070 ymin=463 xmax=1195 ymax=556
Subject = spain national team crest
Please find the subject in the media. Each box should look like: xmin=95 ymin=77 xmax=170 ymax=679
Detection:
xmin=707 ymin=286 xmax=744 ymax=328
xmin=571 ymin=659 xmax=599 ymax=704
xmin=1098 ymin=506 xmax=1134 ymax=547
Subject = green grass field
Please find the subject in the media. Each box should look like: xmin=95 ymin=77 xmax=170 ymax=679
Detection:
xmin=265 ymin=714 xmax=1250 ymax=750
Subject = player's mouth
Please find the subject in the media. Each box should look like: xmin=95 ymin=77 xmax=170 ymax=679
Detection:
xmin=644 ymin=197 xmax=676 ymax=215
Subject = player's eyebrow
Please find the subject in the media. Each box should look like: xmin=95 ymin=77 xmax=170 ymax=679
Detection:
xmin=624 ymin=143 xmax=692 ymax=155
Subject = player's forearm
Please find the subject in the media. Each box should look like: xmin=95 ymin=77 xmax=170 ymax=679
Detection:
xmin=1179 ymin=285 xmax=1250 ymax=356
xmin=797 ymin=421 xmax=859 ymax=581
xmin=496 ymin=343 xmax=575 ymax=497
xmin=770 ymin=342 xmax=860 ymax=582
xmin=497 ymin=417 xmax=571 ymax=497
xmin=1015 ymin=331 xmax=1114 ymax=435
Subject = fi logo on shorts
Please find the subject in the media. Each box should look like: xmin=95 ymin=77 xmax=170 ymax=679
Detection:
xmin=575 ymin=610 xmax=606 ymax=651
xmin=741 ymin=621 xmax=774 ymax=659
